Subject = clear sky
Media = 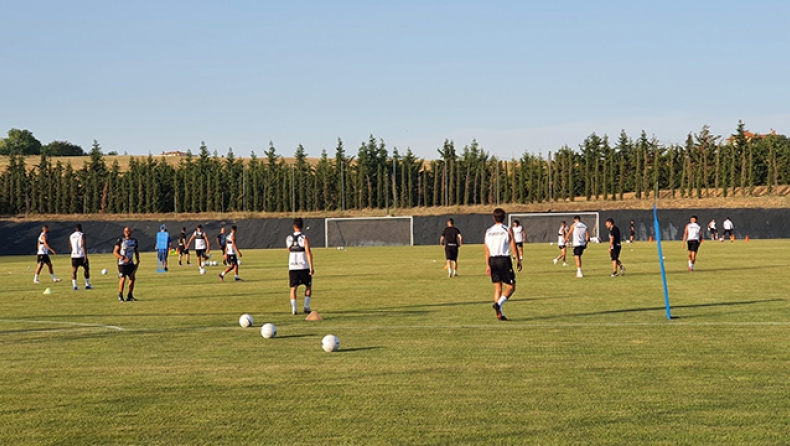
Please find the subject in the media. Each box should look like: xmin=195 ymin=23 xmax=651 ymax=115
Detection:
xmin=1 ymin=1 xmax=788 ymax=159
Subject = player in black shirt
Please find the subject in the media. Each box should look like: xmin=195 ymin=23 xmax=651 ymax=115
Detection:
xmin=606 ymin=218 xmax=625 ymax=277
xmin=440 ymin=219 xmax=463 ymax=277
xmin=178 ymin=227 xmax=191 ymax=266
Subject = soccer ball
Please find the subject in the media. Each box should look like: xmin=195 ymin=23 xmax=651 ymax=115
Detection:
xmin=239 ymin=314 xmax=254 ymax=328
xmin=199 ymin=268 xmax=206 ymax=275
xmin=261 ymin=323 xmax=277 ymax=338
xmin=322 ymin=334 xmax=340 ymax=352
xmin=101 ymin=268 xmax=108 ymax=275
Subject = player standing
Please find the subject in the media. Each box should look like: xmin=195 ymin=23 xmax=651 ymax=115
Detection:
xmin=113 ymin=227 xmax=140 ymax=301
xmin=629 ymin=220 xmax=636 ymax=243
xmin=484 ymin=208 xmax=522 ymax=321
xmin=722 ymin=217 xmax=734 ymax=242
xmin=511 ymin=219 xmax=525 ymax=261
xmin=177 ymin=227 xmax=191 ymax=266
xmin=219 ymin=225 xmax=242 ymax=281
xmin=188 ymin=224 xmax=211 ymax=267
xmin=216 ymin=227 xmax=227 ymax=265
xmin=34 ymin=225 xmax=61 ymax=284
xmin=440 ymin=219 xmax=462 ymax=277
xmin=155 ymin=224 xmax=173 ymax=271
xmin=69 ymin=224 xmax=92 ymax=290
xmin=682 ymin=215 xmax=702 ymax=271
xmin=287 ymin=218 xmax=314 ymax=315
xmin=707 ymin=218 xmax=718 ymax=241
xmin=605 ymin=218 xmax=625 ymax=277
xmin=554 ymin=221 xmax=568 ymax=266
xmin=565 ymin=215 xmax=590 ymax=278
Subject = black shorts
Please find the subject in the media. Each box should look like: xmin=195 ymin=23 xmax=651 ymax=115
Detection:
xmin=289 ymin=269 xmax=312 ymax=287
xmin=558 ymin=243 xmax=566 ymax=250
xmin=195 ymin=249 xmax=207 ymax=259
xmin=71 ymin=257 xmax=89 ymax=268
xmin=609 ymin=245 xmax=621 ymax=261
xmin=445 ymin=245 xmax=459 ymax=261
xmin=516 ymin=242 xmax=524 ymax=248
xmin=488 ymin=256 xmax=515 ymax=285
xmin=179 ymin=246 xmax=189 ymax=255
xmin=226 ymin=254 xmax=238 ymax=266
xmin=687 ymin=240 xmax=700 ymax=252
xmin=723 ymin=229 xmax=733 ymax=238
xmin=573 ymin=245 xmax=586 ymax=256
xmin=37 ymin=254 xmax=51 ymax=265
xmin=118 ymin=263 xmax=136 ymax=278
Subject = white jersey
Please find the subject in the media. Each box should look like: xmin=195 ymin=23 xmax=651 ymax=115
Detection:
xmin=485 ymin=223 xmax=511 ymax=257
xmin=70 ymin=231 xmax=85 ymax=258
xmin=558 ymin=226 xmax=568 ymax=246
xmin=708 ymin=221 xmax=716 ymax=230
xmin=225 ymin=232 xmax=236 ymax=255
xmin=286 ymin=232 xmax=309 ymax=270
xmin=193 ymin=230 xmax=208 ymax=250
xmin=572 ymin=222 xmax=588 ymax=247
xmin=37 ymin=232 xmax=49 ymax=255
xmin=512 ymin=226 xmax=524 ymax=243
xmin=723 ymin=219 xmax=733 ymax=230
xmin=687 ymin=223 xmax=701 ymax=241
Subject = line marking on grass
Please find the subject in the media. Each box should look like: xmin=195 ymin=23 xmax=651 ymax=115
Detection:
xmin=0 ymin=319 xmax=125 ymax=331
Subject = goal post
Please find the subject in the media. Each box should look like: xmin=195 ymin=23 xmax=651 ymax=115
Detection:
xmin=508 ymin=212 xmax=600 ymax=243
xmin=325 ymin=216 xmax=414 ymax=247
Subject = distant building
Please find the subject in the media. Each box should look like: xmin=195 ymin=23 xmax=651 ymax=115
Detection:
xmin=727 ymin=129 xmax=777 ymax=143
xmin=161 ymin=151 xmax=188 ymax=157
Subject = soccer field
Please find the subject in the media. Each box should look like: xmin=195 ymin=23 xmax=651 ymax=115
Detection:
xmin=1 ymin=241 xmax=789 ymax=445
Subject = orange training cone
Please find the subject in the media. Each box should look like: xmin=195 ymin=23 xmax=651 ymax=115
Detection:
xmin=745 ymin=235 xmax=750 ymax=242
xmin=305 ymin=311 xmax=323 ymax=321
xmin=649 ymin=236 xmax=653 ymax=242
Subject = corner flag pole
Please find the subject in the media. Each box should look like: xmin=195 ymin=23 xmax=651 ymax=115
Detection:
xmin=653 ymin=204 xmax=672 ymax=320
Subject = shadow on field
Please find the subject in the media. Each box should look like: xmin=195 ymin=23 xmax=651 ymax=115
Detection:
xmin=275 ymin=333 xmax=313 ymax=339
xmin=532 ymin=299 xmax=785 ymax=320
xmin=338 ymin=346 xmax=382 ymax=353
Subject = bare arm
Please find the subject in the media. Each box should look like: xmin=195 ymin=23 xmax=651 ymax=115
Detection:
xmin=681 ymin=225 xmax=688 ymax=246
xmin=113 ymin=244 xmax=124 ymax=262
xmin=457 ymin=234 xmax=462 ymax=247
xmin=509 ymin=228 xmax=522 ymax=271
xmin=43 ymin=234 xmax=56 ymax=254
xmin=82 ymin=234 xmax=88 ymax=260
xmin=233 ymin=238 xmax=241 ymax=258
xmin=304 ymin=237 xmax=314 ymax=275
xmin=565 ymin=224 xmax=575 ymax=244
xmin=439 ymin=235 xmax=445 ymax=246
xmin=484 ymin=243 xmax=491 ymax=276
xmin=134 ymin=245 xmax=140 ymax=265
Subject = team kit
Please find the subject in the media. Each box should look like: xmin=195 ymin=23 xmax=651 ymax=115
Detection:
xmin=35 ymin=211 xmax=713 ymax=319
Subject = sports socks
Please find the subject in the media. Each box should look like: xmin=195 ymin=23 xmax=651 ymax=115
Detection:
xmin=72 ymin=279 xmax=78 ymax=288
xmin=304 ymin=296 xmax=311 ymax=310
xmin=290 ymin=299 xmax=297 ymax=313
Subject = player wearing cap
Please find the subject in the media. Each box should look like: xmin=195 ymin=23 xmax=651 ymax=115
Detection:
xmin=682 ymin=215 xmax=702 ymax=271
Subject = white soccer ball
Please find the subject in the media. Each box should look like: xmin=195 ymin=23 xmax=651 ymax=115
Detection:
xmin=101 ymin=268 xmax=108 ymax=275
xmin=237 ymin=260 xmax=242 ymax=265
xmin=261 ymin=323 xmax=277 ymax=338
xmin=199 ymin=268 xmax=206 ymax=275
xmin=239 ymin=314 xmax=254 ymax=328
xmin=322 ymin=334 xmax=340 ymax=352
xmin=550 ymin=242 xmax=554 ymax=246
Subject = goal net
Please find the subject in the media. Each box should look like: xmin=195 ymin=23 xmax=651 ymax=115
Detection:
xmin=508 ymin=212 xmax=600 ymax=243
xmin=325 ymin=216 xmax=414 ymax=247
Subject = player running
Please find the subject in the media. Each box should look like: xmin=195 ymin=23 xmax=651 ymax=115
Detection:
xmin=682 ymin=215 xmax=702 ymax=271
xmin=554 ymin=221 xmax=568 ymax=266
xmin=34 ymin=225 xmax=62 ymax=284
xmin=287 ymin=218 xmax=314 ymax=315
xmin=440 ymin=218 xmax=462 ymax=277
xmin=565 ymin=215 xmax=590 ymax=278
xmin=188 ymin=224 xmax=211 ymax=267
xmin=605 ymin=218 xmax=625 ymax=277
xmin=177 ymin=227 xmax=191 ymax=266
xmin=484 ymin=208 xmax=522 ymax=321
xmin=511 ymin=219 xmax=525 ymax=261
xmin=69 ymin=224 xmax=92 ymax=290
xmin=114 ymin=227 xmax=140 ymax=301
xmin=219 ymin=225 xmax=242 ymax=281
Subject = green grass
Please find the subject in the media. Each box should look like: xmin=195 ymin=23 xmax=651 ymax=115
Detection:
xmin=1 ymin=240 xmax=789 ymax=445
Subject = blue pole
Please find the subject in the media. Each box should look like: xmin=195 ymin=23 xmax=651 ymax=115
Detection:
xmin=653 ymin=204 xmax=672 ymax=320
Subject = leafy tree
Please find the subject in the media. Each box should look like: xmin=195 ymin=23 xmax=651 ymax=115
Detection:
xmin=0 ymin=128 xmax=42 ymax=155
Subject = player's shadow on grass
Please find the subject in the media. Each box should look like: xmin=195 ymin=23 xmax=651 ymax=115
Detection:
xmin=533 ymin=299 xmax=785 ymax=320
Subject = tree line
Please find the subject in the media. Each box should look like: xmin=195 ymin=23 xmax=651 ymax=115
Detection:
xmin=0 ymin=122 xmax=788 ymax=216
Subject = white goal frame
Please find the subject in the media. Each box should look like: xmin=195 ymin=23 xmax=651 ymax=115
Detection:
xmin=509 ymin=212 xmax=600 ymax=242
xmin=324 ymin=216 xmax=414 ymax=248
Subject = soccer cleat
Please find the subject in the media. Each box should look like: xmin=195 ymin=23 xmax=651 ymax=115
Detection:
xmin=562 ymin=263 xmax=568 ymax=267
xmin=304 ymin=307 xmax=311 ymax=314
xmin=218 ymin=274 xmax=224 ymax=282
xmin=498 ymin=314 xmax=508 ymax=321
xmin=118 ymin=293 xmax=124 ymax=302
xmin=576 ymin=273 xmax=583 ymax=278
xmin=619 ymin=264 xmax=626 ymax=275
xmin=454 ymin=271 xmax=458 ymax=277
xmin=34 ymin=279 xmax=41 ymax=284
xmin=553 ymin=258 xmax=558 ymax=265
xmin=85 ymin=285 xmax=93 ymax=290
xmin=73 ymin=286 xmax=79 ymax=291
xmin=292 ymin=310 xmax=298 ymax=316
xmin=53 ymin=278 xmax=62 ymax=282
xmin=610 ymin=272 xmax=618 ymax=277
xmin=126 ymin=295 xmax=136 ymax=302
xmin=492 ymin=303 xmax=502 ymax=319
xmin=234 ymin=277 xmax=243 ymax=282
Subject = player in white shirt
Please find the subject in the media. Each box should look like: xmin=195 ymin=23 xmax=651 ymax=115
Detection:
xmin=511 ymin=219 xmax=525 ymax=261
xmin=287 ymin=218 xmax=315 ymax=315
xmin=554 ymin=221 xmax=568 ymax=266
xmin=707 ymin=219 xmax=718 ymax=241
xmin=69 ymin=224 xmax=92 ymax=290
xmin=187 ymin=224 xmax=211 ymax=267
xmin=219 ymin=225 xmax=242 ymax=282
xmin=484 ymin=208 xmax=522 ymax=321
xmin=682 ymin=215 xmax=702 ymax=271
xmin=34 ymin=225 xmax=62 ymax=284
xmin=564 ymin=215 xmax=590 ymax=278
xmin=721 ymin=217 xmax=734 ymax=242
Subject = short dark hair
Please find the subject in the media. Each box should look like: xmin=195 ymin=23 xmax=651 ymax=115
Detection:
xmin=513 ymin=219 xmax=520 ymax=226
xmin=493 ymin=208 xmax=506 ymax=223
xmin=231 ymin=225 xmax=238 ymax=231
xmin=75 ymin=224 xmax=82 ymax=232
xmin=182 ymin=227 xmax=186 ymax=232
xmin=605 ymin=218 xmax=614 ymax=225
xmin=42 ymin=225 xmax=49 ymax=230
xmin=561 ymin=221 xmax=566 ymax=225
xmin=691 ymin=215 xmax=698 ymax=221
xmin=294 ymin=218 xmax=304 ymax=229
xmin=197 ymin=224 xmax=202 ymax=229
xmin=447 ymin=218 xmax=454 ymax=225
xmin=574 ymin=215 xmax=581 ymax=221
